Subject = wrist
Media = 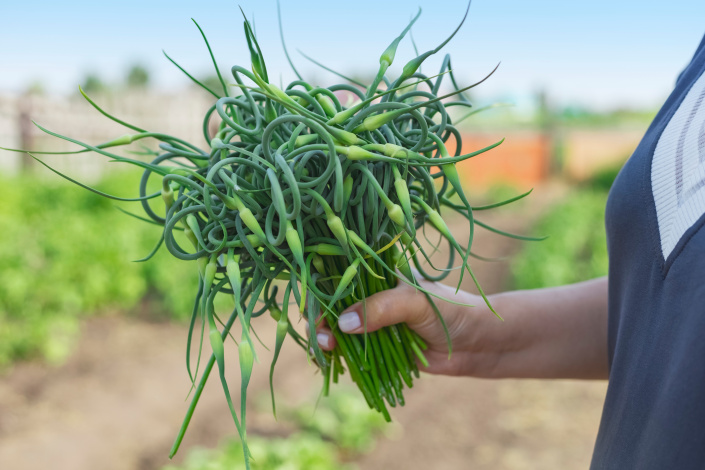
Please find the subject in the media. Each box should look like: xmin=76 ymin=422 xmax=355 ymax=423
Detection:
xmin=475 ymin=280 xmax=609 ymax=379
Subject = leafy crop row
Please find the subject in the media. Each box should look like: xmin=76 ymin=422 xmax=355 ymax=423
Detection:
xmin=0 ymin=171 xmax=197 ymax=367
xmin=511 ymin=187 xmax=610 ymax=290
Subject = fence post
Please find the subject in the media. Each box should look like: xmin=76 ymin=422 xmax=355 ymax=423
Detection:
xmin=18 ymin=93 xmax=36 ymax=173
xmin=536 ymin=89 xmax=564 ymax=177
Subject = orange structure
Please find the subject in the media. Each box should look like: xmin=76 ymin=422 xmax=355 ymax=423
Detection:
xmin=447 ymin=132 xmax=551 ymax=189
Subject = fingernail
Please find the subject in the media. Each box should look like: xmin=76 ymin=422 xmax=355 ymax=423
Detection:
xmin=338 ymin=310 xmax=361 ymax=332
xmin=316 ymin=332 xmax=330 ymax=349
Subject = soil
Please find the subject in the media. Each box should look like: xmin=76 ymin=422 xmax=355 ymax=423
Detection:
xmin=0 ymin=182 xmax=608 ymax=470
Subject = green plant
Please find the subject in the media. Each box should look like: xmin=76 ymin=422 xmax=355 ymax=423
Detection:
xmin=286 ymin=390 xmax=389 ymax=454
xmin=511 ymin=188 xmax=609 ymax=289
xmin=583 ymin=163 xmax=622 ymax=192
xmin=162 ymin=434 xmax=352 ymax=470
xmin=126 ymin=64 xmax=150 ymax=89
xmin=4 ymin=2 xmax=540 ymax=468
xmin=162 ymin=389 xmax=388 ymax=470
xmin=0 ymin=171 xmax=197 ymax=368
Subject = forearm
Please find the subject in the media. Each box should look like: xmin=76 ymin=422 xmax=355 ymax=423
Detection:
xmin=473 ymin=277 xmax=609 ymax=380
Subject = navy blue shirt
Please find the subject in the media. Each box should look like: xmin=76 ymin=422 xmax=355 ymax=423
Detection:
xmin=592 ymin=34 xmax=705 ymax=468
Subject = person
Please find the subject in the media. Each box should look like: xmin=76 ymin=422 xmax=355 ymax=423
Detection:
xmin=313 ymin=33 xmax=705 ymax=468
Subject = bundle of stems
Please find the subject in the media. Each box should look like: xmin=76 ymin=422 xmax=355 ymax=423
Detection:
xmin=3 ymin=2 xmax=543 ymax=468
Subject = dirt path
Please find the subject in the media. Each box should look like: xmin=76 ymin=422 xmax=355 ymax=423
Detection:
xmin=0 ymin=182 xmax=608 ymax=470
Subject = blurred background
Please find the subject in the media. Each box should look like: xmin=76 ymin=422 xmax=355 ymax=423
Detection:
xmin=1 ymin=1 xmax=704 ymax=469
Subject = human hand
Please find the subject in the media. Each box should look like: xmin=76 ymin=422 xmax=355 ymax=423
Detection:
xmin=312 ymin=276 xmax=503 ymax=377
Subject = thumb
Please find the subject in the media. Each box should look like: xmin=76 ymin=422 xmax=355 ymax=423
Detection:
xmin=337 ymin=282 xmax=433 ymax=334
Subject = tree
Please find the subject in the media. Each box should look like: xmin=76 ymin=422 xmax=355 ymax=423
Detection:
xmin=81 ymin=73 xmax=106 ymax=94
xmin=126 ymin=64 xmax=150 ymax=89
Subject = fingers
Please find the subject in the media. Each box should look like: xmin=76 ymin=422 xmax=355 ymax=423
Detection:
xmin=304 ymin=313 xmax=337 ymax=351
xmin=314 ymin=325 xmax=336 ymax=351
xmin=336 ymin=282 xmax=432 ymax=335
xmin=308 ymin=279 xmax=439 ymax=350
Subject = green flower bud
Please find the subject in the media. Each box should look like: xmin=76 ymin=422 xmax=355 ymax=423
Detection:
xmin=285 ymin=221 xmax=305 ymax=267
xmin=343 ymin=175 xmax=354 ymax=201
xmin=161 ymin=184 xmax=174 ymax=212
xmin=386 ymin=202 xmax=406 ymax=227
xmin=239 ymin=338 xmax=254 ymax=381
xmin=307 ymin=243 xmax=346 ymax=256
xmin=102 ymin=134 xmax=134 ymax=148
xmin=345 ymin=145 xmax=378 ymax=160
xmin=316 ymin=94 xmax=337 ymax=117
xmin=383 ymin=143 xmax=409 ymax=158
xmin=294 ymin=134 xmax=318 ymax=148
xmin=326 ymin=215 xmax=349 ymax=252
xmin=353 ymin=113 xmax=393 ymax=134
xmin=312 ymin=254 xmax=326 ymax=274
xmin=239 ymin=207 xmax=266 ymax=242
xmin=269 ymin=306 xmax=282 ymax=322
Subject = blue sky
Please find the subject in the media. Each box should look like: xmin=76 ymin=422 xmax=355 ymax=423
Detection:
xmin=2 ymin=0 xmax=704 ymax=111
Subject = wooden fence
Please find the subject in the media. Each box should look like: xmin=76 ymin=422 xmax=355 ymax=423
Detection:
xmin=1 ymin=92 xmax=643 ymax=187
xmin=0 ymin=90 xmax=214 ymax=181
